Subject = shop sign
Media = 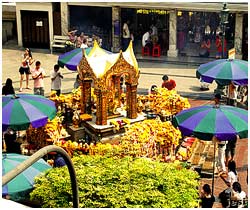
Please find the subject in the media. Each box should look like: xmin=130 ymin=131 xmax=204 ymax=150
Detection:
xmin=228 ymin=48 xmax=235 ymax=59
xmin=36 ymin=21 xmax=43 ymax=27
xmin=136 ymin=9 xmax=167 ymax=15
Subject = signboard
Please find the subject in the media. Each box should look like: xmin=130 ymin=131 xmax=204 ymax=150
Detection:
xmin=228 ymin=48 xmax=235 ymax=59
xmin=36 ymin=21 xmax=43 ymax=27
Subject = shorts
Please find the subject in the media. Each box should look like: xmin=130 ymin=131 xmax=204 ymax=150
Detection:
xmin=19 ymin=67 xmax=31 ymax=75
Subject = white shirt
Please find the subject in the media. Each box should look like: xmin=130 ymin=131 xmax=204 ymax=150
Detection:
xmin=80 ymin=43 xmax=88 ymax=49
xmin=142 ymin=32 xmax=150 ymax=47
xmin=50 ymin=70 xmax=62 ymax=90
xmin=123 ymin=23 xmax=130 ymax=38
xmin=227 ymin=171 xmax=238 ymax=187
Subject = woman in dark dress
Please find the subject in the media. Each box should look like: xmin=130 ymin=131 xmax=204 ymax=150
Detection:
xmin=2 ymin=78 xmax=15 ymax=95
xmin=200 ymin=184 xmax=215 ymax=208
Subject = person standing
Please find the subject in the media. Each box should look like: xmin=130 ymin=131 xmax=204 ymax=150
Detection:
xmin=227 ymin=82 xmax=238 ymax=106
xmin=19 ymin=48 xmax=34 ymax=92
xmin=214 ymin=136 xmax=227 ymax=174
xmin=122 ymin=20 xmax=131 ymax=51
xmin=31 ymin=61 xmax=46 ymax=96
xmin=2 ymin=78 xmax=15 ymax=95
xmin=225 ymin=135 xmax=238 ymax=166
xmin=50 ymin=64 xmax=63 ymax=96
xmin=215 ymin=33 xmax=227 ymax=59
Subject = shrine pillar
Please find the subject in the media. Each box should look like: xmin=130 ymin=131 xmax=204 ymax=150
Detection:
xmin=95 ymin=89 xmax=108 ymax=125
xmin=126 ymin=84 xmax=137 ymax=119
xmin=82 ymin=80 xmax=92 ymax=114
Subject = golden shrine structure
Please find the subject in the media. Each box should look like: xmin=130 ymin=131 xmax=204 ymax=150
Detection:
xmin=77 ymin=40 xmax=140 ymax=125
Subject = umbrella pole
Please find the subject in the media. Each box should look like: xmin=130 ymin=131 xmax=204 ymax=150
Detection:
xmin=212 ymin=137 xmax=216 ymax=196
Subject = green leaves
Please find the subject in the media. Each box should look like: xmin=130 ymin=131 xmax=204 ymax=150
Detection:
xmin=30 ymin=156 xmax=200 ymax=208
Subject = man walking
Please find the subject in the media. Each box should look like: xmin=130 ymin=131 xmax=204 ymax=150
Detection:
xmin=31 ymin=61 xmax=46 ymax=96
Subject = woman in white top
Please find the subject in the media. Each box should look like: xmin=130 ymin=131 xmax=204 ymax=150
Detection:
xmin=220 ymin=160 xmax=238 ymax=188
xmin=19 ymin=48 xmax=34 ymax=92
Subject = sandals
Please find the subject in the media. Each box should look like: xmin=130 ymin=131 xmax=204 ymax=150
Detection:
xmin=26 ymin=87 xmax=32 ymax=90
xmin=19 ymin=88 xmax=23 ymax=92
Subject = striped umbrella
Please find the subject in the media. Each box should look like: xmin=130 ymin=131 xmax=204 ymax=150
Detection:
xmin=196 ymin=59 xmax=248 ymax=86
xmin=2 ymin=153 xmax=51 ymax=196
xmin=58 ymin=48 xmax=92 ymax=71
xmin=2 ymin=94 xmax=56 ymax=131
xmin=172 ymin=104 xmax=248 ymax=141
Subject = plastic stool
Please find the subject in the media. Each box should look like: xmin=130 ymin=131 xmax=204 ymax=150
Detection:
xmin=142 ymin=46 xmax=150 ymax=56
xmin=152 ymin=45 xmax=161 ymax=57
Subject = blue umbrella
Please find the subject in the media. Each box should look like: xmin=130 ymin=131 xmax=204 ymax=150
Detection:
xmin=2 ymin=153 xmax=52 ymax=196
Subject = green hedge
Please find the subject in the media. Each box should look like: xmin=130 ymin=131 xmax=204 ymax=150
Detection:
xmin=30 ymin=156 xmax=200 ymax=208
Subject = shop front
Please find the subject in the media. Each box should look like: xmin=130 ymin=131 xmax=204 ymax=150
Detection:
xmin=176 ymin=10 xmax=236 ymax=58
xmin=121 ymin=8 xmax=169 ymax=55
xmin=68 ymin=5 xmax=112 ymax=51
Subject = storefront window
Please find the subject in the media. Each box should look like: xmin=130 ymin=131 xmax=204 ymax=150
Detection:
xmin=177 ymin=10 xmax=235 ymax=58
xmin=69 ymin=6 xmax=112 ymax=50
xmin=121 ymin=8 xmax=169 ymax=54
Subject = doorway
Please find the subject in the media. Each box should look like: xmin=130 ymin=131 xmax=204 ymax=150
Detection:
xmin=21 ymin=10 xmax=49 ymax=49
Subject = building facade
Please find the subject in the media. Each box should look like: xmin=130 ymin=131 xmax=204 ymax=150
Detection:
xmin=8 ymin=2 xmax=248 ymax=59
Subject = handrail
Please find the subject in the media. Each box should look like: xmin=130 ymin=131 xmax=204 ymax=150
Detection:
xmin=2 ymin=145 xmax=79 ymax=208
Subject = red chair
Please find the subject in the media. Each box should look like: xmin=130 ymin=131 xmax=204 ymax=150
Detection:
xmin=152 ymin=45 xmax=161 ymax=57
xmin=142 ymin=46 xmax=150 ymax=56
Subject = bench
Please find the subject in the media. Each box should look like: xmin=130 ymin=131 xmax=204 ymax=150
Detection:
xmin=51 ymin=35 xmax=70 ymax=54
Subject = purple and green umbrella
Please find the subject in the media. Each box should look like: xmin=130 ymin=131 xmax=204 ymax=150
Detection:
xmin=58 ymin=47 xmax=92 ymax=71
xmin=172 ymin=104 xmax=248 ymax=141
xmin=2 ymin=94 xmax=57 ymax=131
xmin=196 ymin=59 xmax=248 ymax=86
xmin=172 ymin=104 xmax=248 ymax=195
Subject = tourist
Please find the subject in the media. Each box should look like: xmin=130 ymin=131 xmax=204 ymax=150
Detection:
xmin=149 ymin=84 xmax=157 ymax=94
xmin=19 ymin=48 xmax=34 ymax=92
xmin=122 ymin=20 xmax=131 ymax=51
xmin=54 ymin=154 xmax=66 ymax=167
xmin=215 ymin=137 xmax=227 ymax=174
xmin=76 ymin=32 xmax=85 ymax=48
xmin=80 ymin=38 xmax=88 ymax=49
xmin=67 ymin=29 xmax=77 ymax=45
xmin=161 ymin=74 xmax=176 ymax=90
xmin=2 ymin=78 xmax=15 ymax=95
xmin=219 ymin=160 xmax=238 ymax=208
xmin=220 ymin=160 xmax=238 ymax=188
xmin=142 ymin=29 xmax=153 ymax=53
xmin=3 ymin=128 xmax=21 ymax=154
xmin=200 ymin=184 xmax=215 ymax=208
xmin=230 ymin=182 xmax=246 ymax=208
xmin=215 ymin=33 xmax=227 ymax=59
xmin=199 ymin=35 xmax=211 ymax=57
xmin=31 ymin=61 xmax=46 ymax=96
xmin=227 ymin=82 xmax=238 ymax=106
xmin=50 ymin=64 xmax=63 ymax=96
xmin=214 ymin=93 xmax=221 ymax=107
xmin=225 ymin=135 xmax=238 ymax=166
